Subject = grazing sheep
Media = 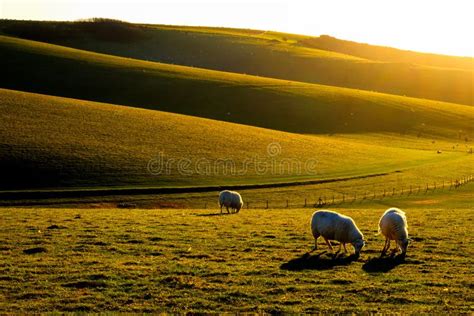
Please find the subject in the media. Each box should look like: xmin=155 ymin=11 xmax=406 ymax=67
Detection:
xmin=378 ymin=207 xmax=409 ymax=257
xmin=218 ymin=190 xmax=243 ymax=214
xmin=310 ymin=210 xmax=365 ymax=257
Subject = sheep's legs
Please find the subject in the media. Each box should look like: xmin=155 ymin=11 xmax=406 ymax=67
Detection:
xmin=381 ymin=238 xmax=390 ymax=256
xmin=323 ymin=237 xmax=334 ymax=252
xmin=226 ymin=206 xmax=230 ymax=214
xmin=220 ymin=204 xmax=223 ymax=214
xmin=336 ymin=243 xmax=347 ymax=254
xmin=310 ymin=236 xmax=319 ymax=252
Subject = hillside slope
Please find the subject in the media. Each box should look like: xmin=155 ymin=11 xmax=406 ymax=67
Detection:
xmin=0 ymin=88 xmax=452 ymax=190
xmin=299 ymin=35 xmax=474 ymax=70
xmin=1 ymin=35 xmax=473 ymax=140
xmin=1 ymin=20 xmax=472 ymax=106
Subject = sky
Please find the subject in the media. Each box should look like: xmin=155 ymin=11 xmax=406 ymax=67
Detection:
xmin=1 ymin=0 xmax=473 ymax=57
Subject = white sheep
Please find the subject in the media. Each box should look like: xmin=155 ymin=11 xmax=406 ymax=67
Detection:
xmin=310 ymin=210 xmax=365 ymax=257
xmin=378 ymin=207 xmax=409 ymax=257
xmin=218 ymin=190 xmax=243 ymax=214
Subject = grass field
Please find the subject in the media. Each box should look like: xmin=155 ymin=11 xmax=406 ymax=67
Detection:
xmin=4 ymin=170 xmax=471 ymax=211
xmin=1 ymin=20 xmax=472 ymax=106
xmin=1 ymin=190 xmax=473 ymax=312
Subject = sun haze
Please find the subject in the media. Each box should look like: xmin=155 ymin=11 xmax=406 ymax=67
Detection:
xmin=1 ymin=0 xmax=473 ymax=57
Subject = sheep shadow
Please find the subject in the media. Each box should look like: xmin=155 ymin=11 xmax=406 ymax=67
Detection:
xmin=280 ymin=252 xmax=359 ymax=271
xmin=195 ymin=212 xmax=236 ymax=217
xmin=362 ymin=255 xmax=422 ymax=273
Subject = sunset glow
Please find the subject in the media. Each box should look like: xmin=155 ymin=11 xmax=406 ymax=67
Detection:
xmin=1 ymin=0 xmax=473 ymax=57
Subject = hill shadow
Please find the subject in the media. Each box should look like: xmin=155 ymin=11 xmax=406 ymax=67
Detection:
xmin=362 ymin=255 xmax=423 ymax=273
xmin=280 ymin=252 xmax=359 ymax=271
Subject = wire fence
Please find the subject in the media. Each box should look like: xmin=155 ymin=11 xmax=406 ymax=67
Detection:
xmin=204 ymin=174 xmax=474 ymax=210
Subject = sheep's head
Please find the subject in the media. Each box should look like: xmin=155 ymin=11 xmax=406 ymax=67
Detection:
xmin=235 ymin=202 xmax=243 ymax=213
xmin=352 ymin=238 xmax=365 ymax=256
xmin=399 ymin=238 xmax=409 ymax=255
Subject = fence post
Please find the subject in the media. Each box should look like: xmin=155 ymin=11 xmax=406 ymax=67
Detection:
xmin=286 ymin=200 xmax=289 ymax=208
xmin=304 ymin=198 xmax=307 ymax=208
xmin=342 ymin=194 xmax=345 ymax=203
xmin=383 ymin=189 xmax=386 ymax=198
xmin=332 ymin=195 xmax=335 ymax=204
xmin=409 ymin=185 xmax=412 ymax=195
xmin=266 ymin=200 xmax=268 ymax=209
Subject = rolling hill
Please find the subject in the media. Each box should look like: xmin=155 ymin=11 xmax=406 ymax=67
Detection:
xmin=1 ymin=20 xmax=472 ymax=106
xmin=1 ymin=35 xmax=473 ymax=139
xmin=0 ymin=22 xmax=472 ymax=193
xmin=0 ymin=88 xmax=454 ymax=190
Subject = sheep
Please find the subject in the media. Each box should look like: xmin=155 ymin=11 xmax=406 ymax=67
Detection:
xmin=218 ymin=190 xmax=243 ymax=214
xmin=310 ymin=210 xmax=365 ymax=257
xmin=378 ymin=207 xmax=409 ymax=257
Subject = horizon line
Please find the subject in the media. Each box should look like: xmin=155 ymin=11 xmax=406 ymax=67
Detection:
xmin=1 ymin=17 xmax=473 ymax=59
